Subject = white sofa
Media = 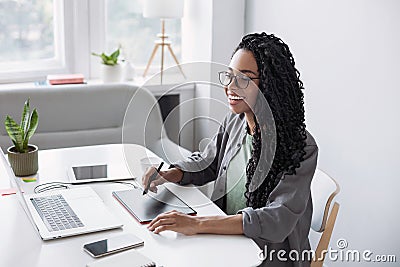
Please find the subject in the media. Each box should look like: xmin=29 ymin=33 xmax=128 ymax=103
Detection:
xmin=0 ymin=83 xmax=191 ymax=163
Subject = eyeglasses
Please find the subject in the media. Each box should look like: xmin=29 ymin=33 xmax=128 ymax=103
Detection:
xmin=218 ymin=71 xmax=260 ymax=89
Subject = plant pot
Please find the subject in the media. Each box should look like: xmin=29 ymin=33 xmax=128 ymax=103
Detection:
xmin=121 ymin=61 xmax=135 ymax=81
xmin=100 ymin=64 xmax=122 ymax=83
xmin=7 ymin=144 xmax=39 ymax=176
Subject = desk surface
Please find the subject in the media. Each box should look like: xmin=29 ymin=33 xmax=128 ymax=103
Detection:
xmin=0 ymin=144 xmax=261 ymax=267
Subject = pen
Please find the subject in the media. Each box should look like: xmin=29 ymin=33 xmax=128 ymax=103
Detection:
xmin=143 ymin=161 xmax=164 ymax=195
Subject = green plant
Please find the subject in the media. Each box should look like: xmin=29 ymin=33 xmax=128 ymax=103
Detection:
xmin=4 ymin=99 xmax=39 ymax=153
xmin=91 ymin=47 xmax=120 ymax=66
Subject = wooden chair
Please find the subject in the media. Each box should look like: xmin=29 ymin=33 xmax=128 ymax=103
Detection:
xmin=310 ymin=169 xmax=340 ymax=267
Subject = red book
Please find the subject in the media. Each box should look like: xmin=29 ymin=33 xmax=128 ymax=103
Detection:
xmin=47 ymin=74 xmax=85 ymax=85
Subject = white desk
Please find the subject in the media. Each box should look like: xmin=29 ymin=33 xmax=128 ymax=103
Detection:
xmin=0 ymin=144 xmax=261 ymax=267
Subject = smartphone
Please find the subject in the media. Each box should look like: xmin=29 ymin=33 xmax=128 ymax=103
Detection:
xmin=83 ymin=234 xmax=144 ymax=258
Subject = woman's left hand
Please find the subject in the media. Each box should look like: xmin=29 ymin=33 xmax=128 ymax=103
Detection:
xmin=147 ymin=210 xmax=200 ymax=235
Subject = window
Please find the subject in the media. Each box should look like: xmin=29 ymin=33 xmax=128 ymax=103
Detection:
xmin=0 ymin=1 xmax=54 ymax=62
xmin=105 ymin=0 xmax=182 ymax=71
xmin=0 ymin=0 xmax=182 ymax=83
xmin=0 ymin=0 xmax=67 ymax=83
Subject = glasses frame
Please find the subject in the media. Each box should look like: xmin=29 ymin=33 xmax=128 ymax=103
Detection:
xmin=218 ymin=71 xmax=260 ymax=90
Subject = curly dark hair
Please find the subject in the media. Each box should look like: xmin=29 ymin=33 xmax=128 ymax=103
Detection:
xmin=234 ymin=32 xmax=308 ymax=209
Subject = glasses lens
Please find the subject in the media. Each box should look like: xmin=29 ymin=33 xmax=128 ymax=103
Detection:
xmin=236 ymin=75 xmax=250 ymax=89
xmin=219 ymin=72 xmax=231 ymax=86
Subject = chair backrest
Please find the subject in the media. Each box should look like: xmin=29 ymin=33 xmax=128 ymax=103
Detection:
xmin=310 ymin=169 xmax=340 ymax=267
xmin=311 ymin=169 xmax=340 ymax=232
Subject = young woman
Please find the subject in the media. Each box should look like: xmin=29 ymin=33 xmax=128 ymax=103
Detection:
xmin=142 ymin=32 xmax=318 ymax=267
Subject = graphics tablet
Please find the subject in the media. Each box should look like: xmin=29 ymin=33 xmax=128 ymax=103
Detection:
xmin=112 ymin=186 xmax=196 ymax=224
xmin=67 ymin=164 xmax=135 ymax=184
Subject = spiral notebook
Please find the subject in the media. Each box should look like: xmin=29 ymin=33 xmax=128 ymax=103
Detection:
xmin=86 ymin=249 xmax=156 ymax=267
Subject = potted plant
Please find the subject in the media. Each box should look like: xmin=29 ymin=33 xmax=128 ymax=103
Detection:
xmin=92 ymin=47 xmax=122 ymax=83
xmin=4 ymin=99 xmax=39 ymax=176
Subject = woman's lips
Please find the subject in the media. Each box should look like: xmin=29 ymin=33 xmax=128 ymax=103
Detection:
xmin=228 ymin=95 xmax=245 ymax=105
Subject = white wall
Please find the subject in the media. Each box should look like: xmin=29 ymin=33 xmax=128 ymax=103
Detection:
xmin=182 ymin=0 xmax=214 ymax=149
xmin=246 ymin=0 xmax=400 ymax=266
xmin=210 ymin=0 xmax=246 ymax=137
xmin=182 ymin=0 xmax=245 ymax=149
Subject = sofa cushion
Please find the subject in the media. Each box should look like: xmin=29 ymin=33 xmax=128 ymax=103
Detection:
xmin=0 ymin=84 xmax=135 ymax=151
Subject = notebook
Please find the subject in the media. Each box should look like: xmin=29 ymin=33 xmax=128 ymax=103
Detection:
xmin=112 ymin=186 xmax=196 ymax=224
xmin=46 ymin=73 xmax=85 ymax=85
xmin=86 ymin=249 xmax=156 ymax=267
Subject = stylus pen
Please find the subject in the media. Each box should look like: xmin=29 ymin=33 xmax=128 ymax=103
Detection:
xmin=143 ymin=162 xmax=164 ymax=195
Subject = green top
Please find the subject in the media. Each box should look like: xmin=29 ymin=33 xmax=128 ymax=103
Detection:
xmin=226 ymin=133 xmax=253 ymax=215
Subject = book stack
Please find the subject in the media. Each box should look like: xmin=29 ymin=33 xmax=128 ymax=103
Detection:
xmin=46 ymin=74 xmax=85 ymax=85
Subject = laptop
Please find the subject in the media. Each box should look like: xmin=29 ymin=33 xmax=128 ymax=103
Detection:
xmin=1 ymin=150 xmax=123 ymax=240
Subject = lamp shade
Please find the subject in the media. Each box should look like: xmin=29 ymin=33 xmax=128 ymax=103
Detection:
xmin=143 ymin=0 xmax=184 ymax=19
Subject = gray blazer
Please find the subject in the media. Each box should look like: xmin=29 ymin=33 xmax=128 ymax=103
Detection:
xmin=173 ymin=112 xmax=318 ymax=267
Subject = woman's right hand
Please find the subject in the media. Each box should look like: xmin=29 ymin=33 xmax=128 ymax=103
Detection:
xmin=141 ymin=167 xmax=184 ymax=193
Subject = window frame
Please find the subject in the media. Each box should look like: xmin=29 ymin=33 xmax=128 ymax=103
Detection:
xmin=0 ymin=0 xmax=73 ymax=83
xmin=88 ymin=0 xmax=183 ymax=79
xmin=0 ymin=0 xmax=184 ymax=84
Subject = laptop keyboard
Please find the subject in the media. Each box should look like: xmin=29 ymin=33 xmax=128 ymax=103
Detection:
xmin=31 ymin=194 xmax=84 ymax=232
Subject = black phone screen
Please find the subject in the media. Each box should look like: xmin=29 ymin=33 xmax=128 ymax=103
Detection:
xmin=83 ymin=234 xmax=144 ymax=257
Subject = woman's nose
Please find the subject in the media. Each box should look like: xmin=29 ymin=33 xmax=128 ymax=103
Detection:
xmin=227 ymin=79 xmax=239 ymax=91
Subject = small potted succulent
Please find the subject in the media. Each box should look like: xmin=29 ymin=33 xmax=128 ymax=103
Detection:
xmin=92 ymin=47 xmax=122 ymax=83
xmin=4 ymin=99 xmax=39 ymax=176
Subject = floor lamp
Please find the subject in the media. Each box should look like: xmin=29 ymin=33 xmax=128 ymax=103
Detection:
xmin=143 ymin=0 xmax=185 ymax=83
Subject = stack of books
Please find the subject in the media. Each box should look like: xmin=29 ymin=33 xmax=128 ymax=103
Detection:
xmin=46 ymin=74 xmax=85 ymax=85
